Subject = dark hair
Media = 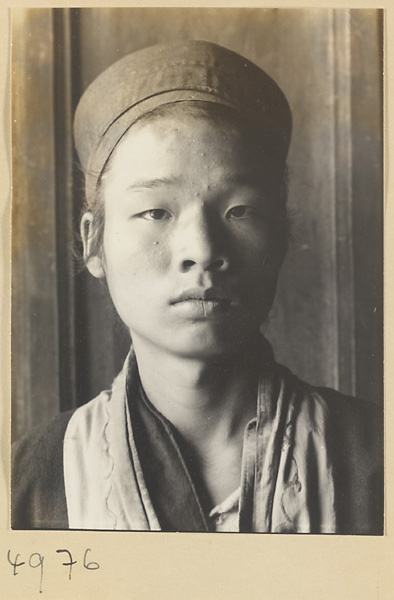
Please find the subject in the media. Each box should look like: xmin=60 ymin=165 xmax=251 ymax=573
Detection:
xmin=82 ymin=100 xmax=290 ymax=263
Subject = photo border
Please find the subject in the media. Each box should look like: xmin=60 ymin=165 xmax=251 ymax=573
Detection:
xmin=1 ymin=2 xmax=392 ymax=598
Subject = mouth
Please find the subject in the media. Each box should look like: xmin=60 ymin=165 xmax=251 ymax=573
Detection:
xmin=171 ymin=287 xmax=232 ymax=303
xmin=170 ymin=288 xmax=236 ymax=318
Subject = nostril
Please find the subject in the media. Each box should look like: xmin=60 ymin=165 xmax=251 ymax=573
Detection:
xmin=180 ymin=258 xmax=228 ymax=272
xmin=182 ymin=259 xmax=195 ymax=272
xmin=209 ymin=258 xmax=226 ymax=272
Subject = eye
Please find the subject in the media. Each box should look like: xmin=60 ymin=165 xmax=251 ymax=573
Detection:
xmin=139 ymin=209 xmax=172 ymax=221
xmin=227 ymin=205 xmax=256 ymax=219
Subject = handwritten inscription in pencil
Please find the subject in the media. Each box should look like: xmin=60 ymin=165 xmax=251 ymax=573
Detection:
xmin=7 ymin=548 xmax=100 ymax=594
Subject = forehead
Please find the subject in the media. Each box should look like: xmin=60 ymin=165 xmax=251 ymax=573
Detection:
xmin=103 ymin=111 xmax=276 ymax=188
xmin=118 ymin=111 xmax=253 ymax=152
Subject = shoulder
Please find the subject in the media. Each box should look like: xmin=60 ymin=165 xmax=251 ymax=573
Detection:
xmin=11 ymin=409 xmax=76 ymax=529
xmin=11 ymin=387 xmax=115 ymax=530
xmin=292 ymin=375 xmax=383 ymax=534
xmin=12 ymin=409 xmax=76 ymax=474
xmin=277 ymin=363 xmax=382 ymax=441
xmin=290 ymin=373 xmax=383 ymax=466
xmin=311 ymin=384 xmax=383 ymax=452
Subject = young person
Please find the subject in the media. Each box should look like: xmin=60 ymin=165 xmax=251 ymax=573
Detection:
xmin=11 ymin=40 xmax=383 ymax=533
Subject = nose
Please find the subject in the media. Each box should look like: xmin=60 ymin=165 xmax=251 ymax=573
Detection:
xmin=175 ymin=208 xmax=229 ymax=273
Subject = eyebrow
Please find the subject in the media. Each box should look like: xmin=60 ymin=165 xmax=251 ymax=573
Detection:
xmin=126 ymin=176 xmax=179 ymax=191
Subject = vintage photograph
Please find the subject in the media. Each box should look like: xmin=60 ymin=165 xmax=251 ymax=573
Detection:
xmin=10 ymin=8 xmax=383 ymax=533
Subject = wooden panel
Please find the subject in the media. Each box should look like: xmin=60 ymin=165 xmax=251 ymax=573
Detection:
xmin=11 ymin=9 xmax=60 ymax=439
xmin=260 ymin=9 xmax=340 ymax=389
xmin=333 ymin=10 xmax=356 ymax=395
xmin=52 ymin=9 xmax=78 ymax=413
xmin=350 ymin=10 xmax=383 ymax=402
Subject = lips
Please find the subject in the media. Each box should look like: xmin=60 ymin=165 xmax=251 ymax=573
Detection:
xmin=170 ymin=287 xmax=236 ymax=318
xmin=170 ymin=287 xmax=232 ymax=305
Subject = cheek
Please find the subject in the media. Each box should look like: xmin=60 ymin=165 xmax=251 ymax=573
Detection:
xmin=102 ymin=229 xmax=170 ymax=292
xmin=235 ymin=224 xmax=281 ymax=267
xmin=235 ymin=231 xmax=282 ymax=306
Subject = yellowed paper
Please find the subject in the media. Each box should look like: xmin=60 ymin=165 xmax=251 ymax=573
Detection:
xmin=1 ymin=2 xmax=392 ymax=599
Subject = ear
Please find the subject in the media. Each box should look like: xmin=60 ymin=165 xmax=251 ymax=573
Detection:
xmin=80 ymin=212 xmax=106 ymax=279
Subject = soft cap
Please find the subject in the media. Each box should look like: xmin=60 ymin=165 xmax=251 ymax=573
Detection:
xmin=74 ymin=40 xmax=292 ymax=205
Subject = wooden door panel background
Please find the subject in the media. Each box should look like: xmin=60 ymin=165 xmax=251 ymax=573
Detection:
xmin=11 ymin=8 xmax=383 ymax=441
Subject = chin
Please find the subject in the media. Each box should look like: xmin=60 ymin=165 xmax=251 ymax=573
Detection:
xmin=166 ymin=328 xmax=257 ymax=360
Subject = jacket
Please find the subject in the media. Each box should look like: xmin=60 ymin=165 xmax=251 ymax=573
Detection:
xmin=11 ymin=346 xmax=383 ymax=533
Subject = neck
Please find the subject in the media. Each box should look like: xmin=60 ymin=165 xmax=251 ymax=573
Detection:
xmin=131 ymin=337 xmax=261 ymax=448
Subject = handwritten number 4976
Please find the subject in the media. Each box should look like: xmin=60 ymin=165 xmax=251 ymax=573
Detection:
xmin=7 ymin=548 xmax=99 ymax=594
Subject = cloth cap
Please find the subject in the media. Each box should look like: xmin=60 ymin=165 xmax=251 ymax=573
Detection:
xmin=74 ymin=40 xmax=292 ymax=205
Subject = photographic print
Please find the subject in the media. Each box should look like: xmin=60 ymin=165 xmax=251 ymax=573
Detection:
xmin=10 ymin=8 xmax=383 ymax=536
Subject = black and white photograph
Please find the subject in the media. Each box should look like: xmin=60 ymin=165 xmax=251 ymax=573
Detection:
xmin=10 ymin=8 xmax=383 ymax=535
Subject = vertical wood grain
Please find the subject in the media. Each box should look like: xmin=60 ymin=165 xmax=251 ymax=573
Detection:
xmin=350 ymin=10 xmax=383 ymax=402
xmin=52 ymin=8 xmax=78 ymax=412
xmin=12 ymin=9 xmax=60 ymax=439
xmin=333 ymin=9 xmax=356 ymax=395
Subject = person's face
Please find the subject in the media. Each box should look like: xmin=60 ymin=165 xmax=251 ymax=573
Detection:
xmin=83 ymin=113 xmax=285 ymax=359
